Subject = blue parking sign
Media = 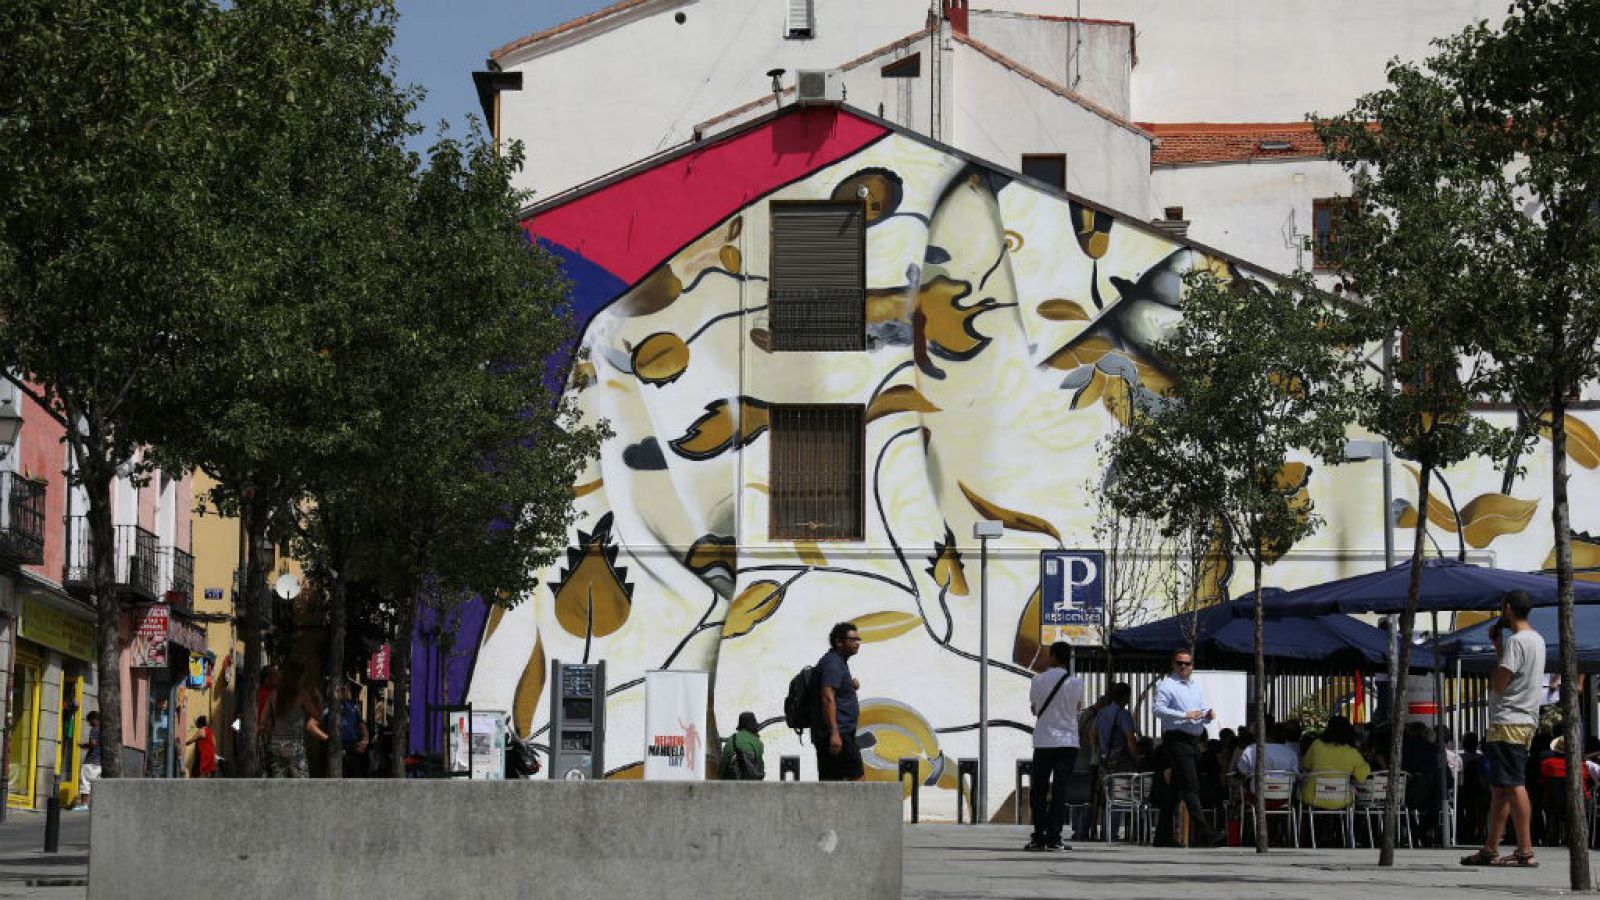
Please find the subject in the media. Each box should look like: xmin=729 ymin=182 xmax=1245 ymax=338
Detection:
xmin=1039 ymin=550 xmax=1105 ymax=646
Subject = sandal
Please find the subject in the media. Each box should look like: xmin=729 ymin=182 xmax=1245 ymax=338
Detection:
xmin=1489 ymin=851 xmax=1538 ymax=868
xmin=1460 ymin=849 xmax=1499 ymax=866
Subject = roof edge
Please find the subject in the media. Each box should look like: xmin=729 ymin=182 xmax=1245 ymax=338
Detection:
xmin=490 ymin=0 xmax=668 ymax=64
xmin=951 ymin=32 xmax=1151 ymax=140
xmin=524 ymin=103 xmax=1285 ymax=287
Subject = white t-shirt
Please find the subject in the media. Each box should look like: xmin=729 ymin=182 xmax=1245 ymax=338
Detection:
xmin=1490 ymin=628 xmax=1546 ymax=726
xmin=1030 ymin=669 xmax=1084 ymax=749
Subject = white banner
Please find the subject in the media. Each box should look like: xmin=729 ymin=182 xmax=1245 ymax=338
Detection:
xmin=447 ymin=709 xmax=507 ymax=780
xmin=643 ymin=670 xmax=709 ymax=781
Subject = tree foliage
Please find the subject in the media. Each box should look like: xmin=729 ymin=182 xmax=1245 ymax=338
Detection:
xmin=1104 ymin=270 xmax=1355 ymax=851
xmin=1317 ymin=2 xmax=1600 ymax=880
xmin=0 ymin=0 xmax=229 ymax=776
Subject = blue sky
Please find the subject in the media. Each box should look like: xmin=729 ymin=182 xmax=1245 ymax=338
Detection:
xmin=392 ymin=0 xmax=608 ymax=153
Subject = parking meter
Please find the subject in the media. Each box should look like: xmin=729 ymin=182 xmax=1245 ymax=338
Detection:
xmin=548 ymin=660 xmax=605 ymax=780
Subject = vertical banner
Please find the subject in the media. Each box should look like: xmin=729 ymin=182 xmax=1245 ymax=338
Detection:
xmin=643 ymin=670 xmax=709 ymax=781
xmin=1039 ymin=549 xmax=1106 ymax=646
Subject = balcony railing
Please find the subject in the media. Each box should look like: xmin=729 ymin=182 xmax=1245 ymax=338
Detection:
xmin=157 ymin=545 xmax=194 ymax=609
xmin=63 ymin=518 xmax=159 ymax=601
xmin=0 ymin=473 xmax=45 ymax=566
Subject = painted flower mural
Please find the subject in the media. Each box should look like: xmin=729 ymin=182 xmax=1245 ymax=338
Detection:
xmin=462 ymin=107 xmax=1600 ymax=817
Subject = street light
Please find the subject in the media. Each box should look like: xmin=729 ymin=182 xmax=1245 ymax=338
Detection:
xmin=972 ymin=519 xmax=1003 ymax=823
xmin=0 ymin=393 xmax=22 ymax=460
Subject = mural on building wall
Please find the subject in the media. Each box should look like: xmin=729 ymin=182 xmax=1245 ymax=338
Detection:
xmin=462 ymin=107 xmax=1600 ymax=810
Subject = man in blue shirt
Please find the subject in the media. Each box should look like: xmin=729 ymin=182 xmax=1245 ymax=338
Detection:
xmin=812 ymin=621 xmax=862 ymax=781
xmin=1153 ymin=649 xmax=1225 ymax=846
xmin=1093 ymin=682 xmax=1139 ymax=773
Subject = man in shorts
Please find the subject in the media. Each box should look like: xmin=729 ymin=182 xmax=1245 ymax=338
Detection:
xmin=812 ymin=621 xmax=863 ymax=781
xmin=1462 ymin=589 xmax=1544 ymax=868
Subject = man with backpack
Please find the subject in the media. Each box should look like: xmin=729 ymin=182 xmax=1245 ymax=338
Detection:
xmin=1026 ymin=642 xmax=1084 ymax=851
xmin=811 ymin=621 xmax=863 ymax=781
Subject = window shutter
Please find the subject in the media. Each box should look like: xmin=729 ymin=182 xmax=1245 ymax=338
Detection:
xmin=770 ymin=405 xmax=864 ymax=541
xmin=769 ymin=203 xmax=864 ymax=351
xmin=786 ymin=0 xmax=813 ymax=37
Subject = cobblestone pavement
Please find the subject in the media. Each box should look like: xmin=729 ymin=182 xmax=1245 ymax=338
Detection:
xmin=905 ymin=825 xmax=1597 ymax=899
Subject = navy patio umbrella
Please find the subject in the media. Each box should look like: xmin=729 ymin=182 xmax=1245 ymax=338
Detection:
xmin=1231 ymin=558 xmax=1600 ymax=618
xmin=1112 ymin=603 xmax=1436 ymax=669
xmin=1437 ymin=603 xmax=1600 ymax=673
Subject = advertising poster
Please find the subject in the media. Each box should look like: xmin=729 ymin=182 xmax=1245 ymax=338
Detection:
xmin=446 ymin=709 xmax=507 ymax=780
xmin=643 ymin=670 xmax=708 ymax=781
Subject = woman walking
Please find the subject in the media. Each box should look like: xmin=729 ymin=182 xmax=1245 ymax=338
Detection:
xmin=263 ymin=662 xmax=329 ymax=778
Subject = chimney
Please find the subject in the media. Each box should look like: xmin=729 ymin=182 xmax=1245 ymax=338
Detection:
xmin=1154 ymin=206 xmax=1189 ymax=240
xmin=942 ymin=0 xmax=968 ymax=34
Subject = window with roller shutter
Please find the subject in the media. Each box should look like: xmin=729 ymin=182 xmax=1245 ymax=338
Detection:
xmin=768 ymin=201 xmax=865 ymax=351
xmin=785 ymin=0 xmax=813 ymax=38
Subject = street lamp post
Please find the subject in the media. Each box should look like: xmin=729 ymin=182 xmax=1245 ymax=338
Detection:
xmin=973 ymin=519 xmax=1003 ymax=824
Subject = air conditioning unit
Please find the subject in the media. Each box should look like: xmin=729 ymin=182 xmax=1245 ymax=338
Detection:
xmin=796 ymin=69 xmax=843 ymax=106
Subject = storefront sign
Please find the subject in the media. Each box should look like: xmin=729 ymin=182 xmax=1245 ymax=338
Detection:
xmin=130 ymin=605 xmax=207 ymax=668
xmin=643 ymin=670 xmax=709 ymax=781
xmin=1039 ymin=549 xmax=1106 ymax=647
xmin=367 ymin=643 xmax=391 ymax=681
xmin=19 ymin=598 xmax=94 ymax=661
xmin=132 ymin=605 xmax=170 ymax=667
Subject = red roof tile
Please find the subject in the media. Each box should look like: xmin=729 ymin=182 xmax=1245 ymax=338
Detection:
xmin=1142 ymin=122 xmax=1327 ymax=166
xmin=491 ymin=0 xmax=655 ymax=62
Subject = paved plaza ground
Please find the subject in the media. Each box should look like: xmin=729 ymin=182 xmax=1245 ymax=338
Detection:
xmin=905 ymin=825 xmax=1599 ymax=899
xmin=0 ymin=812 xmax=1593 ymax=897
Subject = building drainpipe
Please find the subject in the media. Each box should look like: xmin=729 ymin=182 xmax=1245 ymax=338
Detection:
xmin=0 ymin=610 xmax=12 ymax=824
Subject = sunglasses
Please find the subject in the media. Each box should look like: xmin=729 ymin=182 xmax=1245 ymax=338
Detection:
xmin=1174 ymin=661 xmax=1194 ymax=667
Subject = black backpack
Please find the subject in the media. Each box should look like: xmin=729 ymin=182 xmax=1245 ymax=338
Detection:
xmin=721 ymin=737 xmax=765 ymax=781
xmin=784 ymin=665 xmax=819 ymax=735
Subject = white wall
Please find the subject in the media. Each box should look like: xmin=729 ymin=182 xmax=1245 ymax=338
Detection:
xmin=1073 ymin=0 xmax=1505 ymax=122
xmin=952 ymin=41 xmax=1150 ymax=214
xmin=966 ymin=10 xmax=1131 ymax=117
xmin=497 ymin=0 xmax=934 ymax=199
xmin=1150 ymin=158 xmax=1349 ymax=283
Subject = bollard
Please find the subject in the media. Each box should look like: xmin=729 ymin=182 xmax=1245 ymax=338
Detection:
xmin=43 ymin=795 xmax=59 ymax=853
xmin=1014 ymin=758 xmax=1032 ymax=825
xmin=779 ymin=755 xmax=801 ymax=782
xmin=898 ymin=758 xmax=921 ymax=824
xmin=956 ymin=758 xmax=979 ymax=824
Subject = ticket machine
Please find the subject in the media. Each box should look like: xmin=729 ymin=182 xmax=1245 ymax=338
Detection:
xmin=547 ymin=660 xmax=606 ymax=780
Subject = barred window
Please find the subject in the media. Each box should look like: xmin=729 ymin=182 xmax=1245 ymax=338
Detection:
xmin=769 ymin=202 xmax=865 ymax=351
xmin=769 ymin=405 xmax=864 ymax=541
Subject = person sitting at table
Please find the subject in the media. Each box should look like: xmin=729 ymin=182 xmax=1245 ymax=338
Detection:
xmin=1236 ymin=723 xmax=1300 ymax=786
xmin=1301 ymin=715 xmax=1371 ymax=809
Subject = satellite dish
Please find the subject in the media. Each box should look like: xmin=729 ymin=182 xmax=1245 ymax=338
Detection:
xmin=274 ymin=573 xmax=302 ymax=601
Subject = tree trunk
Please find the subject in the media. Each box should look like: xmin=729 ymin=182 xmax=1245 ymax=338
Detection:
xmin=389 ymin=593 xmax=415 ymax=779
xmin=233 ymin=493 xmax=268 ymax=778
xmin=85 ymin=464 xmax=123 ymax=779
xmin=323 ymin=550 xmax=348 ymax=780
xmin=1380 ymin=461 xmax=1429 ymax=867
xmin=1253 ymin=570 xmax=1268 ymax=854
xmin=1549 ymin=396 xmax=1592 ymax=890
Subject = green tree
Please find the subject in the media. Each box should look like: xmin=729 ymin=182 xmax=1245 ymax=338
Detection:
xmin=1317 ymin=69 xmax=1516 ymax=865
xmin=0 ymin=0 xmax=228 ymax=777
xmin=1318 ymin=3 xmax=1597 ymax=878
xmin=138 ymin=0 xmax=419 ymax=776
xmin=1104 ymin=271 xmax=1355 ymax=852
xmin=1442 ymin=2 xmax=1600 ymax=885
xmin=326 ymin=130 xmax=605 ymax=777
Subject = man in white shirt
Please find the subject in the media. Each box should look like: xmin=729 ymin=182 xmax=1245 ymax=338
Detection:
xmin=1026 ymin=641 xmax=1084 ymax=852
xmin=1235 ymin=722 xmax=1300 ymax=785
xmin=1153 ymin=648 xmax=1225 ymax=846
xmin=1463 ymin=590 xmax=1545 ymax=868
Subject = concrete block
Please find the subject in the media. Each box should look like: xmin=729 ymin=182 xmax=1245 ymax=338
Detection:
xmin=89 ymin=780 xmax=903 ymax=900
